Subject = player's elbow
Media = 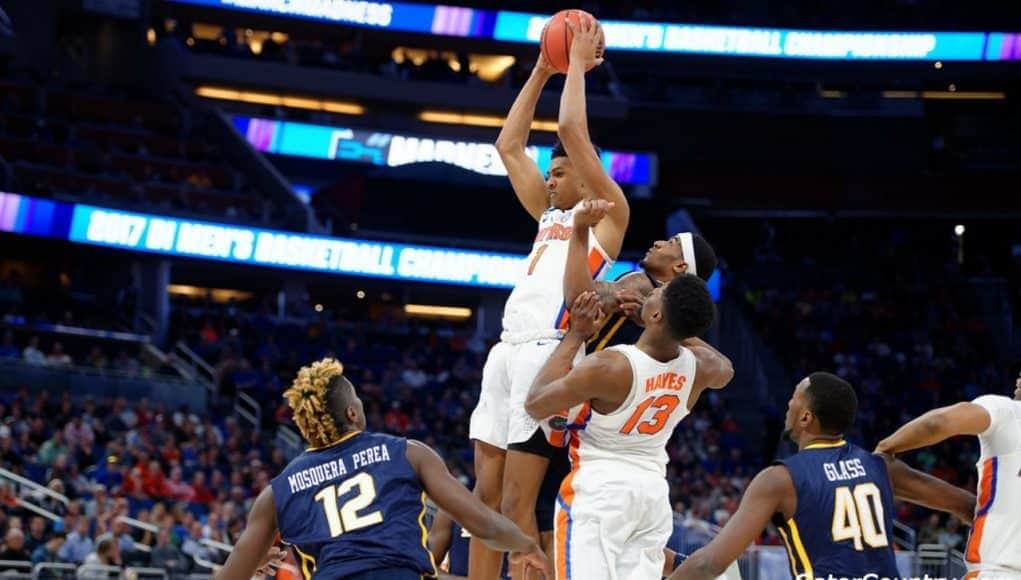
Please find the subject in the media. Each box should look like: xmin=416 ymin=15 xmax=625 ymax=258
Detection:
xmin=708 ymin=360 xmax=735 ymax=390
xmin=922 ymin=409 xmax=953 ymax=436
xmin=718 ymin=361 xmax=735 ymax=388
xmin=523 ymin=395 xmax=544 ymax=421
xmin=495 ymin=136 xmax=523 ymax=156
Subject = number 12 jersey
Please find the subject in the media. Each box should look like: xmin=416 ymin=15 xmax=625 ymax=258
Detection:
xmin=270 ymin=431 xmax=437 ymax=579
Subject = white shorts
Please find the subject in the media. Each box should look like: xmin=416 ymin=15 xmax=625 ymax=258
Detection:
xmin=469 ymin=340 xmax=583 ymax=450
xmin=554 ymin=463 xmax=671 ymax=580
xmin=966 ymin=567 xmax=1021 ymax=579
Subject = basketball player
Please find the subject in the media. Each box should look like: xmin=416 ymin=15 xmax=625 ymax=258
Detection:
xmin=428 ymin=509 xmax=684 ymax=580
xmin=875 ymin=375 xmax=1021 ymax=578
xmin=215 ymin=358 xmax=550 ymax=580
xmin=525 ymin=273 xmax=734 ymax=578
xmin=471 ymin=15 xmax=629 ymax=578
xmin=500 ymin=199 xmax=722 ymax=576
xmin=428 ymin=510 xmax=470 ymax=579
xmin=669 ymin=372 xmax=977 ymax=580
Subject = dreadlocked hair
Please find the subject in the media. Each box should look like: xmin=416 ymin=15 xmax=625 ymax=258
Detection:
xmin=284 ymin=357 xmax=345 ymax=449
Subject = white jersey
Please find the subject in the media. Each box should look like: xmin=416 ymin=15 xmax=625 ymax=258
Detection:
xmin=966 ymin=395 xmax=1021 ymax=576
xmin=500 ymin=203 xmax=612 ymax=344
xmin=570 ymin=344 xmax=696 ymax=477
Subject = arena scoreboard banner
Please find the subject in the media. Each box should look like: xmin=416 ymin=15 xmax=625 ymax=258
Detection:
xmin=233 ymin=116 xmax=656 ymax=186
xmin=0 ymin=192 xmax=659 ymax=291
xmin=167 ymin=0 xmax=1021 ymax=61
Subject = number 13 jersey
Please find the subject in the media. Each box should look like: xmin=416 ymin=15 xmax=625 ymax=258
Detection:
xmin=570 ymin=344 xmax=696 ymax=476
xmin=270 ymin=431 xmax=436 ymax=579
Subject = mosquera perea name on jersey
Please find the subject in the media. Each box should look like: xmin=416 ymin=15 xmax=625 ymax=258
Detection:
xmin=287 ymin=444 xmax=392 ymax=494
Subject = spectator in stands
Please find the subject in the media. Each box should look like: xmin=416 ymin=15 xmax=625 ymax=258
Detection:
xmin=401 ymin=358 xmax=428 ymax=389
xmin=917 ymin=513 xmax=941 ymax=545
xmin=0 ymin=528 xmax=31 ymax=564
xmin=150 ymin=529 xmax=189 ymax=575
xmin=47 ymin=342 xmax=72 ymax=366
xmin=180 ymin=521 xmax=211 ymax=562
xmin=86 ymin=347 xmax=108 ymax=370
xmin=164 ymin=466 xmax=193 ymax=501
xmin=0 ymin=330 xmax=17 ymax=358
xmin=84 ymin=485 xmax=109 ymax=519
xmin=37 ymin=430 xmax=68 ymax=466
xmin=110 ymin=519 xmax=135 ymax=556
xmin=189 ymin=471 xmax=213 ymax=504
xmin=0 ymin=425 xmax=21 ymax=470
xmin=76 ymin=438 xmax=102 ymax=471
xmin=23 ymin=516 xmax=47 ymax=554
xmin=82 ymin=534 xmax=121 ymax=571
xmin=937 ymin=517 xmax=965 ymax=550
xmin=64 ymin=416 xmax=94 ymax=448
xmin=58 ymin=518 xmax=93 ymax=563
xmin=22 ymin=335 xmax=45 ymax=365
xmin=30 ymin=531 xmax=65 ymax=566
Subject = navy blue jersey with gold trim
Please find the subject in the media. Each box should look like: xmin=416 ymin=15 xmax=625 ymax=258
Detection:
xmin=772 ymin=441 xmax=899 ymax=579
xmin=584 ymin=271 xmax=660 ymax=354
xmin=270 ymin=431 xmax=437 ymax=579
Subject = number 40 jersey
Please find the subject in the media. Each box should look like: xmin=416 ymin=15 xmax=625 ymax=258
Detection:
xmin=270 ymin=431 xmax=437 ymax=579
xmin=772 ymin=441 xmax=900 ymax=579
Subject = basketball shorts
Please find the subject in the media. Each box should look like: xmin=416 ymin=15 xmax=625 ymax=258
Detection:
xmin=469 ymin=340 xmax=584 ymax=449
xmin=554 ymin=463 xmax=671 ymax=580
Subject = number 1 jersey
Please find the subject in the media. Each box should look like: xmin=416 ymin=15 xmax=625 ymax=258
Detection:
xmin=270 ymin=431 xmax=436 ymax=579
xmin=772 ymin=441 xmax=899 ymax=579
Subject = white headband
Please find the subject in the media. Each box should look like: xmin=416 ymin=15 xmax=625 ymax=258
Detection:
xmin=675 ymin=232 xmax=698 ymax=278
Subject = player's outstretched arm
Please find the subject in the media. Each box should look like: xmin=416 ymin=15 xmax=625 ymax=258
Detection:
xmin=881 ymin=455 xmax=977 ymax=524
xmin=875 ymin=402 xmax=991 ymax=456
xmin=559 ymin=16 xmax=629 ymax=259
xmin=406 ymin=440 xmax=552 ymax=576
xmin=669 ymin=466 xmax=793 ymax=580
xmin=213 ymin=487 xmax=282 ymax=580
xmin=496 ymin=54 xmax=557 ymax=222
xmin=525 ymin=349 xmax=626 ymax=420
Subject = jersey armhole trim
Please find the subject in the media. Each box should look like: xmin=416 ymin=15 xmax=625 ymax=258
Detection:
xmin=588 ymin=226 xmax=615 ymax=269
xmin=971 ymin=397 xmax=1001 ymax=438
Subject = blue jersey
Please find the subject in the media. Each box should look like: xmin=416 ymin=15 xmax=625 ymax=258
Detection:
xmin=447 ymin=522 xmax=470 ymax=577
xmin=772 ymin=441 xmax=899 ymax=579
xmin=584 ymin=272 xmax=661 ymax=355
xmin=270 ymin=431 xmax=437 ymax=579
xmin=447 ymin=522 xmax=509 ymax=578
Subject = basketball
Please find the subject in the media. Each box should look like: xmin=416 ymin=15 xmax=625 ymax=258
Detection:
xmin=540 ymin=9 xmax=605 ymax=73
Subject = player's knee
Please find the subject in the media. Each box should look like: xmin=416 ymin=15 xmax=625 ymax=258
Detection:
xmin=499 ymin=480 xmax=525 ymax=517
xmin=473 ymin=479 xmax=502 ymax=509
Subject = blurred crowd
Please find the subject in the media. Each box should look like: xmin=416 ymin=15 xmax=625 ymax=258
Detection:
xmin=739 ymin=223 xmax=1009 ymax=547
xmin=0 ymin=77 xmax=277 ymax=228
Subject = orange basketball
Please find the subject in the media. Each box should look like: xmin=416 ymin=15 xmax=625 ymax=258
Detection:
xmin=540 ymin=10 xmax=604 ymax=74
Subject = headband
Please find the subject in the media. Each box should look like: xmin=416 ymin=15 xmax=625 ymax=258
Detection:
xmin=673 ymin=232 xmax=698 ymax=278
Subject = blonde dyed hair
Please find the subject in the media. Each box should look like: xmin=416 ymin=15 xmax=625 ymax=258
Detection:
xmin=284 ymin=357 xmax=346 ymax=448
